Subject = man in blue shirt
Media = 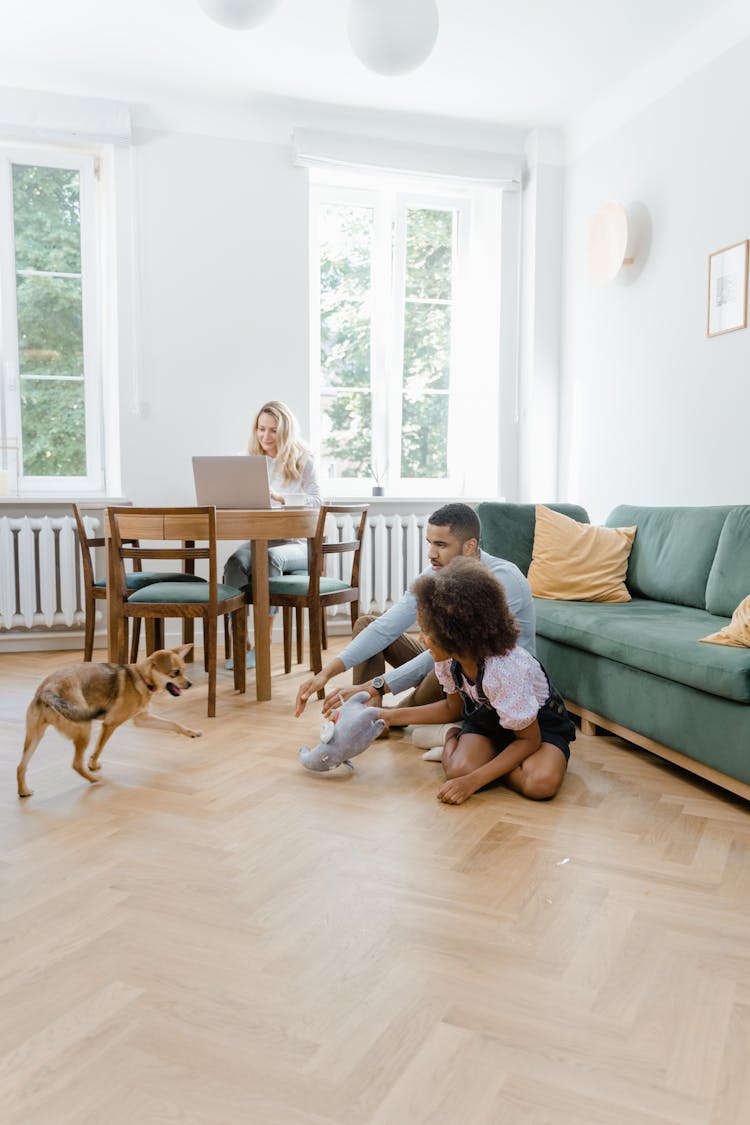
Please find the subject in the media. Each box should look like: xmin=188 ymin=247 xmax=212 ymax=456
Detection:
xmin=295 ymin=503 xmax=535 ymax=718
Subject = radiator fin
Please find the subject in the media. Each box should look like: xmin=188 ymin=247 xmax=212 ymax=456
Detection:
xmin=0 ymin=515 xmax=89 ymax=631
xmin=327 ymin=511 xmax=429 ymax=617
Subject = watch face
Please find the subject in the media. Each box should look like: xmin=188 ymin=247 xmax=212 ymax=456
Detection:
xmin=373 ymin=676 xmax=386 ymax=693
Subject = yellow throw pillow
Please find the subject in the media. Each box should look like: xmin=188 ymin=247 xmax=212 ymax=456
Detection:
xmin=700 ymin=594 xmax=750 ymax=647
xmin=528 ymin=505 xmax=637 ymax=603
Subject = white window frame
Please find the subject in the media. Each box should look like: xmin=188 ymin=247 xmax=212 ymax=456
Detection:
xmin=310 ymin=174 xmax=479 ymax=499
xmin=0 ymin=144 xmax=104 ymax=494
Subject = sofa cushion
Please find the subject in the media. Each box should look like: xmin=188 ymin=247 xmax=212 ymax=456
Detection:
xmin=477 ymin=502 xmax=589 ymax=576
xmin=606 ymin=505 xmax=732 ymax=610
xmin=704 ymin=506 xmax=750 ymax=617
xmin=528 ymin=505 xmax=636 ymax=602
xmin=534 ymin=597 xmax=750 ymax=704
xmin=701 ymin=593 xmax=750 ymax=647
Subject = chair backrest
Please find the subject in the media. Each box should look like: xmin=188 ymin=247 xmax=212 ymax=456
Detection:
xmin=74 ymin=502 xmax=145 ymax=587
xmin=107 ymin=506 xmax=218 ymax=602
xmin=72 ymin=503 xmax=102 ymax=590
xmin=308 ymin=504 xmax=369 ymax=594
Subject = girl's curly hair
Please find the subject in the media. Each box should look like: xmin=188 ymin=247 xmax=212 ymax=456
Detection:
xmin=412 ymin=556 xmax=520 ymax=661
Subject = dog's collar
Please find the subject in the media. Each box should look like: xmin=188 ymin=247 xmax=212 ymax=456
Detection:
xmin=135 ymin=667 xmax=157 ymax=693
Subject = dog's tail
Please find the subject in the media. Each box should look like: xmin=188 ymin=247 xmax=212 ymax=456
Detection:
xmin=38 ymin=690 xmax=107 ymax=723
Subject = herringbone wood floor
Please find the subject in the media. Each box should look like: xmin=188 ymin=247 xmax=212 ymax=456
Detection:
xmin=1 ymin=639 xmax=749 ymax=1124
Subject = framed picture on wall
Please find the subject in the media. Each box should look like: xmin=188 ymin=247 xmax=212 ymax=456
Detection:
xmin=707 ymin=239 xmax=749 ymax=337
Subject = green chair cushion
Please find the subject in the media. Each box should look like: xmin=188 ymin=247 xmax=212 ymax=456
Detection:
xmin=268 ymin=575 xmax=353 ymax=597
xmin=606 ymin=504 xmax=733 ymax=610
xmin=534 ymin=597 xmax=750 ymax=704
xmin=95 ymin=571 xmax=206 ymax=591
xmin=705 ymin=506 xmax=750 ymax=617
xmin=477 ymin=502 xmax=590 ymax=576
xmin=127 ymin=581 xmax=243 ymax=604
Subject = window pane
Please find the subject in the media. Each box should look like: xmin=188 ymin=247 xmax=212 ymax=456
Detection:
xmin=405 ymin=208 xmax=453 ymax=301
xmin=13 ymin=164 xmax=81 ymax=274
xmin=321 ymin=298 xmax=370 ymax=390
xmin=321 ymin=390 xmax=372 ymax=479
xmin=319 ymin=204 xmax=372 ymax=299
xmin=403 ymin=302 xmax=451 ymax=393
xmin=401 ymin=394 xmax=449 ymax=478
xmin=20 ymin=379 xmax=86 ymax=476
xmin=16 ymin=275 xmax=83 ymax=377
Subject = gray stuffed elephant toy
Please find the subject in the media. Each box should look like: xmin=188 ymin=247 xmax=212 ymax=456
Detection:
xmin=299 ymin=690 xmax=386 ymax=772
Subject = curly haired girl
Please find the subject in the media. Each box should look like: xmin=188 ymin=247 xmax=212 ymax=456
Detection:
xmin=378 ymin=556 xmax=575 ymax=805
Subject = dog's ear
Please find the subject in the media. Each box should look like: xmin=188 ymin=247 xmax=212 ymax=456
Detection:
xmin=150 ymin=650 xmax=173 ymax=674
xmin=172 ymin=644 xmax=193 ymax=659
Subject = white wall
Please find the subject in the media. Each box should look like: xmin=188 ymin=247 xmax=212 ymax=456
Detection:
xmin=517 ymin=130 xmax=565 ymax=503
xmin=559 ymin=34 xmax=750 ymax=524
xmin=120 ymin=130 xmax=310 ymax=504
xmin=110 ymin=104 xmax=527 ymax=506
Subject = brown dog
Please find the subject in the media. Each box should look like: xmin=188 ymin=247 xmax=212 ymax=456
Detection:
xmin=17 ymin=645 xmax=202 ymax=798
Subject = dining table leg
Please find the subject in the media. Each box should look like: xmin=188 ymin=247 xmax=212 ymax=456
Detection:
xmin=252 ymin=539 xmax=271 ymax=701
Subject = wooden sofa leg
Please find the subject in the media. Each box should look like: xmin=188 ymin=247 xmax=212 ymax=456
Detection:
xmin=581 ymin=716 xmax=597 ymax=737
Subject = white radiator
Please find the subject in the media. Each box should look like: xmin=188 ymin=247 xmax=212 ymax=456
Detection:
xmin=327 ymin=511 xmax=430 ymax=618
xmin=0 ymin=515 xmax=92 ymax=631
xmin=0 ymin=510 xmax=429 ymax=635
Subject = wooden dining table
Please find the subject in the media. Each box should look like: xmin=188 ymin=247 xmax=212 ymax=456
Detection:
xmin=106 ymin=507 xmax=319 ymax=702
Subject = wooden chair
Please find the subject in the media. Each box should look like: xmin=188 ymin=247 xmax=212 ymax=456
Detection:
xmin=73 ymin=503 xmax=205 ymax=663
xmin=107 ymin=507 xmax=247 ymax=716
xmin=268 ymin=504 xmax=369 ymax=696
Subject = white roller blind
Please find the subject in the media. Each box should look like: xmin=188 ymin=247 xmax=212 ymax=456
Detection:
xmin=293 ymin=127 xmax=520 ymax=188
xmin=0 ymin=87 xmax=132 ymax=145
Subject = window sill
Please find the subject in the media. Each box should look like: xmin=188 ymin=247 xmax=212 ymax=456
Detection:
xmin=324 ymin=495 xmax=500 ymax=507
xmin=0 ymin=495 xmax=130 ymax=507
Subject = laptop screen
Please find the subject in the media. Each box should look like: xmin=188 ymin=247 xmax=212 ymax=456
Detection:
xmin=192 ymin=456 xmax=272 ymax=509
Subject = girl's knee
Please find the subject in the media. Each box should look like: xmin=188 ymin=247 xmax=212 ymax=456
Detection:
xmin=442 ymin=744 xmax=474 ymax=779
xmin=518 ymin=756 xmax=566 ymax=800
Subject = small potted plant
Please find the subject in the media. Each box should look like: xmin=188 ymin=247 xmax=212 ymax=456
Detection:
xmin=370 ymin=459 xmax=386 ymax=497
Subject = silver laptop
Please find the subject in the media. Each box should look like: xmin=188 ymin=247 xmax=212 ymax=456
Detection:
xmin=192 ymin=455 xmax=272 ymax=509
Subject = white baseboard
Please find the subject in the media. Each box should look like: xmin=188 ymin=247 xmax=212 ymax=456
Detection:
xmin=0 ymin=629 xmax=101 ymax=654
xmin=0 ymin=615 xmax=357 ymax=655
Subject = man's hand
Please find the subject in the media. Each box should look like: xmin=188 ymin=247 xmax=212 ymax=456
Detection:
xmin=295 ymin=671 xmax=331 ymax=717
xmin=294 ymin=659 xmax=347 ymax=717
xmin=321 ymin=681 xmax=380 ymax=717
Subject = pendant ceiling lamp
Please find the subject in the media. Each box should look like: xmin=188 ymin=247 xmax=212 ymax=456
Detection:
xmin=197 ymin=0 xmax=282 ymax=30
xmin=196 ymin=0 xmax=440 ymax=77
xmin=347 ymin=0 xmax=440 ymax=76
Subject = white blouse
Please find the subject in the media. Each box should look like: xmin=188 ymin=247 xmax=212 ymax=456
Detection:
xmin=434 ymin=648 xmax=550 ymax=730
xmin=267 ymin=453 xmax=322 ymax=509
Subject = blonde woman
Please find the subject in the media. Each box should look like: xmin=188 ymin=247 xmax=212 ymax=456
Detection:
xmin=225 ymin=400 xmax=322 ymax=669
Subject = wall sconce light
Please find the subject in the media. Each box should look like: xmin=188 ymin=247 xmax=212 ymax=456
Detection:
xmin=588 ymin=201 xmax=634 ymax=284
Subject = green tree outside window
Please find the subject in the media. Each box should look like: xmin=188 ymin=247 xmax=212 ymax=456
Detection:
xmin=12 ymin=164 xmax=87 ymax=477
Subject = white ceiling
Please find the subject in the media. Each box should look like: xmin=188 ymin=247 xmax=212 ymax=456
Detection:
xmin=0 ymin=0 xmax=741 ymax=132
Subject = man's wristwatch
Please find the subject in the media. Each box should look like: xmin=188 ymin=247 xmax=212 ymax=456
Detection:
xmin=372 ymin=675 xmax=387 ymax=697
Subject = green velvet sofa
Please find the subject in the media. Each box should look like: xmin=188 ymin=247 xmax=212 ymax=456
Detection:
xmin=477 ymin=502 xmax=750 ymax=799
